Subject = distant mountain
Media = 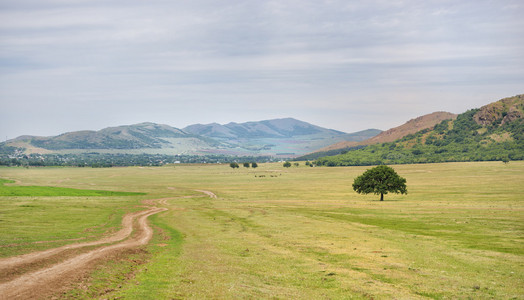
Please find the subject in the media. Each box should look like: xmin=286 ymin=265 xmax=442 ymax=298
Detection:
xmin=184 ymin=118 xmax=344 ymax=139
xmin=313 ymin=94 xmax=524 ymax=166
xmin=2 ymin=118 xmax=381 ymax=157
xmin=21 ymin=123 xmax=192 ymax=150
xmin=182 ymin=118 xmax=380 ymax=156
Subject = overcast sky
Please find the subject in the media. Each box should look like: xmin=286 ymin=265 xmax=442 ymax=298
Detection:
xmin=1 ymin=0 xmax=523 ymax=139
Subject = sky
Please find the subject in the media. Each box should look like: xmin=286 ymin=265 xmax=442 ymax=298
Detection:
xmin=1 ymin=0 xmax=523 ymax=139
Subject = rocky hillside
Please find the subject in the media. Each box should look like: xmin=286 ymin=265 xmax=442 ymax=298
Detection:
xmin=313 ymin=94 xmax=524 ymax=166
xmin=473 ymin=94 xmax=523 ymax=126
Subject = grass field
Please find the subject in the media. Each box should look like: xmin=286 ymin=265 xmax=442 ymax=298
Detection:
xmin=0 ymin=162 xmax=523 ymax=299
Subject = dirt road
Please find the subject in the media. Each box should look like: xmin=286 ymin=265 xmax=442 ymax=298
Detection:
xmin=0 ymin=189 xmax=217 ymax=299
xmin=0 ymin=207 xmax=166 ymax=299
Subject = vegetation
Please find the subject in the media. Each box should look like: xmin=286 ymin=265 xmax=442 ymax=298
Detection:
xmin=315 ymin=109 xmax=524 ymax=166
xmin=229 ymin=162 xmax=240 ymax=169
xmin=352 ymin=165 xmax=407 ymax=201
xmin=0 ymin=151 xmax=278 ymax=167
xmin=298 ymin=146 xmax=366 ymax=161
xmin=283 ymin=161 xmax=291 ymax=168
xmin=0 ymin=162 xmax=522 ymax=298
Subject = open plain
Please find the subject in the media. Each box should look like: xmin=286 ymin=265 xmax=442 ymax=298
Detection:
xmin=0 ymin=161 xmax=523 ymax=299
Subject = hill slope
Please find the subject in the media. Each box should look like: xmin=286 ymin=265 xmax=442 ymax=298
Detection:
xmin=299 ymin=111 xmax=457 ymax=160
xmin=26 ymin=123 xmax=194 ymax=150
xmin=319 ymin=111 xmax=457 ymax=152
xmin=314 ymin=94 xmax=524 ymax=166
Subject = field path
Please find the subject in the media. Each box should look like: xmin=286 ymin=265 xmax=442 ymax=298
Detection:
xmin=0 ymin=189 xmax=217 ymax=299
xmin=194 ymin=189 xmax=217 ymax=199
xmin=0 ymin=206 xmax=166 ymax=299
xmin=0 ymin=208 xmax=156 ymax=274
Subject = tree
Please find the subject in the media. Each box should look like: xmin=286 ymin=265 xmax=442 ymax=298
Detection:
xmin=251 ymin=162 xmax=258 ymax=168
xmin=352 ymin=165 xmax=407 ymax=201
xmin=230 ymin=162 xmax=239 ymax=169
xmin=243 ymin=162 xmax=250 ymax=168
xmin=283 ymin=161 xmax=291 ymax=168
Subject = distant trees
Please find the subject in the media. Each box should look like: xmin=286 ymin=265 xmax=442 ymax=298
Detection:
xmin=283 ymin=162 xmax=291 ymax=168
xmin=243 ymin=162 xmax=250 ymax=168
xmin=230 ymin=162 xmax=239 ymax=169
xmin=352 ymin=165 xmax=407 ymax=201
xmin=251 ymin=162 xmax=258 ymax=168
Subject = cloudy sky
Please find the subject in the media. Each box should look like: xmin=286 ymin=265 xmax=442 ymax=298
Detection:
xmin=1 ymin=0 xmax=523 ymax=139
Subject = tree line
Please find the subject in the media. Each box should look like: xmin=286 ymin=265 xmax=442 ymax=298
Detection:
xmin=0 ymin=152 xmax=276 ymax=167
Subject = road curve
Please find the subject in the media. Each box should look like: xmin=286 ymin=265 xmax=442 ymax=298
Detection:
xmin=0 ymin=207 xmax=166 ymax=299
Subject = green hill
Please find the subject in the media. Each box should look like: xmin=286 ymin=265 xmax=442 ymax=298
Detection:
xmin=314 ymin=94 xmax=524 ymax=166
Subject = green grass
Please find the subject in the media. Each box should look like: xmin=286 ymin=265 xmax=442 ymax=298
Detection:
xmin=0 ymin=177 xmax=144 ymax=196
xmin=0 ymin=173 xmax=147 ymax=257
xmin=111 ymin=213 xmax=185 ymax=299
xmin=0 ymin=162 xmax=522 ymax=298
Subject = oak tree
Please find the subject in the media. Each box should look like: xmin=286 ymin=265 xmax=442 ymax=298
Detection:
xmin=352 ymin=165 xmax=407 ymax=201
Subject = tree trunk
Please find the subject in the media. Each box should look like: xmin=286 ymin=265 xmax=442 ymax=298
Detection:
xmin=380 ymin=193 xmax=384 ymax=201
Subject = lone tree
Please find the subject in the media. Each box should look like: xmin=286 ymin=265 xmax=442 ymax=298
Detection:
xmin=352 ymin=165 xmax=407 ymax=201
xmin=230 ymin=162 xmax=239 ymax=169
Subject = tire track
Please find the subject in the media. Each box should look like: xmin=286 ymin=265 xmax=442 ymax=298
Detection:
xmin=0 ymin=188 xmax=216 ymax=299
xmin=0 ymin=209 xmax=154 ymax=275
xmin=0 ymin=207 xmax=166 ymax=299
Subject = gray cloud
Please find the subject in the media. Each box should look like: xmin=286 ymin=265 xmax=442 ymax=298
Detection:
xmin=1 ymin=0 xmax=523 ymax=139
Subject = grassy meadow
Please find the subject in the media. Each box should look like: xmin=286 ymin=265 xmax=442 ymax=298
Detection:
xmin=0 ymin=162 xmax=523 ymax=299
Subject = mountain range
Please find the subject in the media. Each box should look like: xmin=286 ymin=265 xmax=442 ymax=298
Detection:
xmin=3 ymin=118 xmax=381 ymax=157
xmin=3 ymin=94 xmax=522 ymax=163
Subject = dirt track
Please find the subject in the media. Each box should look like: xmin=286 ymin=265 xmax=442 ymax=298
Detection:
xmin=0 ymin=189 xmax=217 ymax=299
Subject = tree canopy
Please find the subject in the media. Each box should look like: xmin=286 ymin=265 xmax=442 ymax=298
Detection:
xmin=352 ymin=165 xmax=407 ymax=201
